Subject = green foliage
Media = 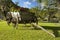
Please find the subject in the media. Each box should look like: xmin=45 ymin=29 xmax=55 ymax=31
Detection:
xmin=30 ymin=7 xmax=40 ymax=17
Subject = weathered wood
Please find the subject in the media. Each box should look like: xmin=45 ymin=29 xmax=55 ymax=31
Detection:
xmin=31 ymin=23 xmax=55 ymax=37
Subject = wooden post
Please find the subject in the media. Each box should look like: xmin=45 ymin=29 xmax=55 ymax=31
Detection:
xmin=31 ymin=23 xmax=55 ymax=37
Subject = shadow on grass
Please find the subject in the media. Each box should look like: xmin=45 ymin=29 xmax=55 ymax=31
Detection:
xmin=34 ymin=26 xmax=60 ymax=37
xmin=42 ymin=26 xmax=60 ymax=30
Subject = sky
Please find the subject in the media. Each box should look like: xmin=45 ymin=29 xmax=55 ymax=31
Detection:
xmin=12 ymin=0 xmax=38 ymax=9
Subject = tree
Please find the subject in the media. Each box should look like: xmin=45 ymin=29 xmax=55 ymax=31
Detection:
xmin=47 ymin=0 xmax=58 ymax=22
xmin=37 ymin=0 xmax=58 ymax=22
xmin=30 ymin=7 xmax=40 ymax=17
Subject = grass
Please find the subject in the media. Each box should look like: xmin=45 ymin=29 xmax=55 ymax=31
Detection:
xmin=38 ymin=23 xmax=60 ymax=27
xmin=0 ymin=21 xmax=60 ymax=40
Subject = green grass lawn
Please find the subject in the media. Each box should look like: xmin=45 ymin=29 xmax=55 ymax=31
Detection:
xmin=0 ymin=21 xmax=60 ymax=40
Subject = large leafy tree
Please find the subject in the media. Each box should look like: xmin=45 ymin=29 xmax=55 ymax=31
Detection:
xmin=0 ymin=0 xmax=12 ymax=17
xmin=37 ymin=0 xmax=58 ymax=22
xmin=47 ymin=0 xmax=58 ymax=22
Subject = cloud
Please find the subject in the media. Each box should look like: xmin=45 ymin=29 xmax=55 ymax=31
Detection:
xmin=23 ymin=4 xmax=28 ymax=8
xmin=23 ymin=1 xmax=31 ymax=8
xmin=32 ymin=0 xmax=36 ymax=2
xmin=24 ymin=1 xmax=31 ymax=5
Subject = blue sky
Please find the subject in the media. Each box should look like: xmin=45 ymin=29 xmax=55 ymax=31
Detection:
xmin=12 ymin=0 xmax=38 ymax=8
